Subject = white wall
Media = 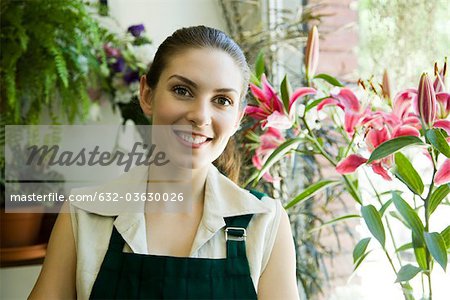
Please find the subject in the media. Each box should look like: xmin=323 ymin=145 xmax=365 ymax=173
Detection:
xmin=108 ymin=0 xmax=227 ymax=47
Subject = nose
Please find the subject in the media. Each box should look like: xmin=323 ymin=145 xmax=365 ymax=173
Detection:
xmin=186 ymin=99 xmax=212 ymax=127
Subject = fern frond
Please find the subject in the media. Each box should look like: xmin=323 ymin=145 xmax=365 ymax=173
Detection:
xmin=48 ymin=45 xmax=69 ymax=88
xmin=4 ymin=67 xmax=16 ymax=109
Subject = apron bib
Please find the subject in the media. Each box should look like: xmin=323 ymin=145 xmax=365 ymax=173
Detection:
xmin=89 ymin=213 xmax=258 ymax=299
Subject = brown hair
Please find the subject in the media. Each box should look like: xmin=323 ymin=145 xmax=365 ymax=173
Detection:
xmin=145 ymin=25 xmax=249 ymax=184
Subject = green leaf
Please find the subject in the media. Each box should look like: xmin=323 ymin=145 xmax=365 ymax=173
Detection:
xmin=424 ymin=232 xmax=448 ymax=271
xmin=379 ymin=199 xmax=393 ymax=217
xmin=367 ymin=136 xmax=425 ymax=163
xmin=354 ymin=250 xmax=371 ymax=271
xmin=353 ymin=238 xmax=371 ymax=263
xmin=426 ymin=128 xmax=450 ymax=157
xmin=440 ymin=226 xmax=450 ymax=250
xmin=280 ymin=75 xmax=292 ymax=113
xmin=250 ymin=73 xmax=260 ymax=86
xmin=310 ymin=214 xmax=361 ymax=232
xmin=412 ymin=232 xmax=428 ymax=270
xmin=254 ymin=50 xmax=265 ymax=80
xmin=313 ymin=73 xmax=344 ymax=87
xmin=361 ymin=205 xmax=386 ymax=247
xmin=392 ymin=192 xmax=425 ymax=241
xmin=389 ymin=211 xmax=411 ymax=229
xmin=396 ymin=242 xmax=413 ymax=252
xmin=305 ymin=96 xmax=328 ymax=112
xmin=429 ymin=184 xmax=450 ymax=216
xmin=393 ymin=152 xmax=424 ymax=195
xmin=343 ymin=176 xmax=363 ymax=205
xmin=284 ymin=180 xmax=340 ymax=209
xmin=254 ymin=138 xmax=302 ymax=183
xmin=395 ymin=264 xmax=422 ymax=282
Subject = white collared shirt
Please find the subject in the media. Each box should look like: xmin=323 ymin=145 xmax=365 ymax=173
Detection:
xmin=69 ymin=164 xmax=283 ymax=300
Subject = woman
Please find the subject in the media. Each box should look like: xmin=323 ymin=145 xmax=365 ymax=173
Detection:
xmin=29 ymin=25 xmax=298 ymax=299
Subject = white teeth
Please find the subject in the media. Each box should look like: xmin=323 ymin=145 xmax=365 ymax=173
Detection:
xmin=177 ymin=132 xmax=208 ymax=144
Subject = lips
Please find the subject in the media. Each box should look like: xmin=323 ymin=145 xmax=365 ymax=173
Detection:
xmin=173 ymin=130 xmax=212 ymax=148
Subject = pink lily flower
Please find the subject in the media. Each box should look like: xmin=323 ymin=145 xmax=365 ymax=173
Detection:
xmin=251 ymin=128 xmax=285 ymax=182
xmin=434 ymin=159 xmax=450 ymax=186
xmin=433 ymin=120 xmax=450 ymax=144
xmin=336 ymin=120 xmax=421 ymax=181
xmin=336 ymin=126 xmax=392 ymax=180
xmin=247 ymin=74 xmax=316 ymax=130
xmin=433 ymin=59 xmax=447 ymax=93
xmin=318 ymin=88 xmax=369 ymax=136
xmin=436 ymin=92 xmax=450 ymax=119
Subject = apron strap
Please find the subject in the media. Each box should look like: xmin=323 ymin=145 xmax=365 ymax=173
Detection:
xmin=224 ymin=214 xmax=253 ymax=258
xmin=223 ymin=190 xmax=266 ymax=258
xmin=108 ymin=225 xmax=126 ymax=252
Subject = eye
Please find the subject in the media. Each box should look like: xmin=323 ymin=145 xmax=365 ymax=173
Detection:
xmin=214 ymin=96 xmax=233 ymax=107
xmin=173 ymin=86 xmax=192 ymax=97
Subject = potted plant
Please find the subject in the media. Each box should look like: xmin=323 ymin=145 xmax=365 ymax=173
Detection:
xmin=0 ymin=0 xmax=107 ymax=262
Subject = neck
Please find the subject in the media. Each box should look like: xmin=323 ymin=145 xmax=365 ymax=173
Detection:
xmin=146 ymin=164 xmax=210 ymax=213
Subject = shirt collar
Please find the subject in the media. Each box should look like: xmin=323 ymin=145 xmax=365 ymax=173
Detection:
xmin=70 ymin=164 xmax=271 ymax=255
xmin=189 ymin=165 xmax=271 ymax=254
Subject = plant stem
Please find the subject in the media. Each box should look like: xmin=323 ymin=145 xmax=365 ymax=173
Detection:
xmin=343 ymin=132 xmax=357 ymax=158
xmin=302 ymin=117 xmax=362 ymax=204
xmin=383 ymin=250 xmax=412 ymax=300
xmin=363 ymin=168 xmax=403 ymax=265
xmin=424 ymin=149 xmax=438 ymax=300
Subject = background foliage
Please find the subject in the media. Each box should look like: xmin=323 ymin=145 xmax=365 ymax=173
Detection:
xmin=358 ymin=0 xmax=450 ymax=91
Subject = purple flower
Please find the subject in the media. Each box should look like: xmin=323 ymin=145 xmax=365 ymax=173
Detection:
xmin=111 ymin=57 xmax=125 ymax=73
xmin=123 ymin=69 xmax=140 ymax=85
xmin=127 ymin=24 xmax=145 ymax=38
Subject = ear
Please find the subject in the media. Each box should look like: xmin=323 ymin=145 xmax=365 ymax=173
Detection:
xmin=139 ymin=75 xmax=153 ymax=116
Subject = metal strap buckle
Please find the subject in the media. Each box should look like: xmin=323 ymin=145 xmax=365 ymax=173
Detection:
xmin=225 ymin=227 xmax=247 ymax=241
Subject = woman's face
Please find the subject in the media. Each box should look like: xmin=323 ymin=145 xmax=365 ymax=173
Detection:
xmin=140 ymin=48 xmax=244 ymax=170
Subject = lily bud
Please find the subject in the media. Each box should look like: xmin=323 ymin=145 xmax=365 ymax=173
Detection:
xmin=416 ymin=73 xmax=437 ymax=128
xmin=305 ymin=26 xmax=319 ymax=81
xmin=433 ymin=58 xmax=447 ymax=93
xmin=381 ymin=70 xmax=391 ymax=100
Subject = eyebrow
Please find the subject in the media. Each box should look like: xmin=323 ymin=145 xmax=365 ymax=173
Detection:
xmin=168 ymin=74 xmax=239 ymax=95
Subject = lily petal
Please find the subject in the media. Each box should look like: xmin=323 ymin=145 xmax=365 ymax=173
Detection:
xmin=344 ymin=109 xmax=363 ymax=136
xmin=393 ymin=88 xmax=417 ymax=119
xmin=250 ymin=84 xmax=267 ymax=103
xmin=288 ymin=87 xmax=316 ymax=115
xmin=317 ymin=98 xmax=344 ymax=111
xmin=336 ymin=154 xmax=368 ymax=174
xmin=263 ymin=111 xmax=293 ymax=130
xmin=262 ymin=75 xmax=284 ymax=113
xmin=333 ymin=88 xmax=360 ymax=111
xmin=251 ymin=152 xmax=263 ymax=169
xmin=366 ymin=126 xmax=390 ymax=149
xmin=245 ymin=105 xmax=267 ymax=120
xmin=434 ymin=159 xmax=450 ymax=186
xmin=433 ymin=119 xmax=450 ymax=135
xmin=436 ymin=92 xmax=450 ymax=118
xmin=392 ymin=125 xmax=421 ymax=138
xmin=371 ymin=162 xmax=392 ymax=181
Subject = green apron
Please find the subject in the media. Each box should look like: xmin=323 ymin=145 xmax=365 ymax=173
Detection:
xmin=89 ymin=191 xmax=265 ymax=299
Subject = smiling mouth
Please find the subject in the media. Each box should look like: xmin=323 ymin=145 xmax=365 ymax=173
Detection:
xmin=173 ymin=130 xmax=213 ymax=147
